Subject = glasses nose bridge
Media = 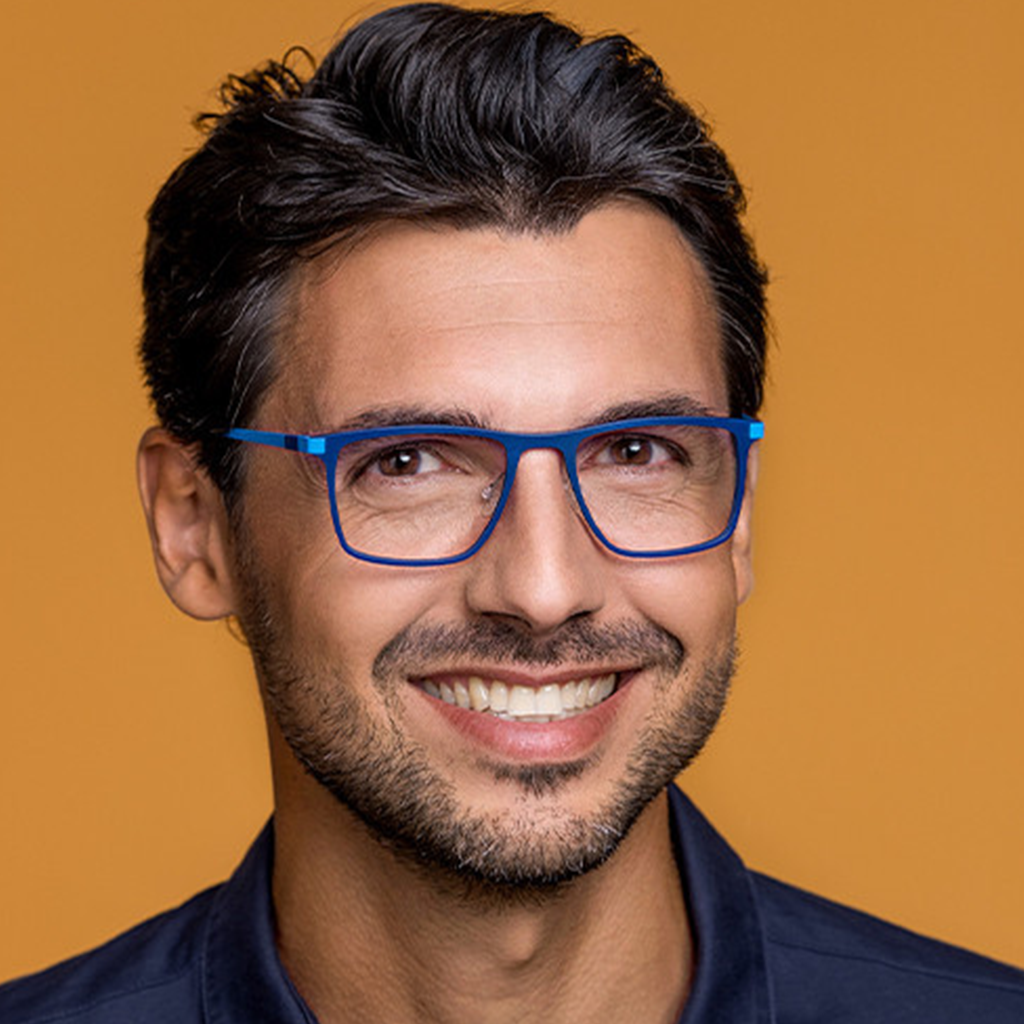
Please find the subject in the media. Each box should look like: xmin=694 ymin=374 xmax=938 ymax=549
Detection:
xmin=490 ymin=432 xmax=586 ymax=541
xmin=501 ymin=432 xmax=580 ymax=494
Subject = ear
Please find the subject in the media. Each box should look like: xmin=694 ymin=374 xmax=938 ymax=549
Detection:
xmin=731 ymin=444 xmax=759 ymax=605
xmin=137 ymin=427 xmax=237 ymax=620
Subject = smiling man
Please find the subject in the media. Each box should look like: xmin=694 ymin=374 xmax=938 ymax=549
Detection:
xmin=2 ymin=4 xmax=1022 ymax=1023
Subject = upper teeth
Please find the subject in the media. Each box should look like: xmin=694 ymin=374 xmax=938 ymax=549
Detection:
xmin=421 ymin=673 xmax=617 ymax=721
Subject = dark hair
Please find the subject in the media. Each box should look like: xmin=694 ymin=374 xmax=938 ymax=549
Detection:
xmin=141 ymin=2 xmax=768 ymax=503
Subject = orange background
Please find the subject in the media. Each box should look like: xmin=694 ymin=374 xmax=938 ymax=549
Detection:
xmin=2 ymin=0 xmax=1022 ymax=980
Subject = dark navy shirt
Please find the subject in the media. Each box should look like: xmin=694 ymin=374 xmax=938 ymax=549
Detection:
xmin=3 ymin=787 xmax=1022 ymax=1022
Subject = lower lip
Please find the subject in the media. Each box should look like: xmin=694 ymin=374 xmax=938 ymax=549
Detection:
xmin=410 ymin=675 xmax=633 ymax=762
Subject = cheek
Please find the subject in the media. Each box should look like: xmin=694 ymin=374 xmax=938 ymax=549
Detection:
xmin=236 ymin=456 xmax=465 ymax=673
xmin=620 ymin=550 xmax=739 ymax=651
xmin=274 ymin=549 xmax=463 ymax=671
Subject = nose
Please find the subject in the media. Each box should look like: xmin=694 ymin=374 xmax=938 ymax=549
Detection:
xmin=463 ymin=449 xmax=606 ymax=634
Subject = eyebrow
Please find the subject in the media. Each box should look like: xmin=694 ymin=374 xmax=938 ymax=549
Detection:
xmin=315 ymin=393 xmax=719 ymax=435
xmin=319 ymin=405 xmax=489 ymax=433
xmin=585 ymin=395 xmax=719 ymax=424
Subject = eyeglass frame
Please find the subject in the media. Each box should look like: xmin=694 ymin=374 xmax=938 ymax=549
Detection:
xmin=225 ymin=415 xmax=764 ymax=567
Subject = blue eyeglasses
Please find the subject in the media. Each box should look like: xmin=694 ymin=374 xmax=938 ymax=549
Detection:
xmin=226 ymin=416 xmax=763 ymax=567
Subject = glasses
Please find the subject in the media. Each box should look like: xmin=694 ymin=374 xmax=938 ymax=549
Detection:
xmin=225 ymin=416 xmax=763 ymax=567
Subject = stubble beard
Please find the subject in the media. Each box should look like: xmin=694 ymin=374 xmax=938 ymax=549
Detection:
xmin=235 ymin=562 xmax=735 ymax=900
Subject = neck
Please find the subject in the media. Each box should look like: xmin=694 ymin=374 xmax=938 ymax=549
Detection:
xmin=271 ymin=764 xmax=692 ymax=1024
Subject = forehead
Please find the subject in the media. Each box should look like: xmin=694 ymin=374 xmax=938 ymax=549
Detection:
xmin=268 ymin=203 xmax=727 ymax=430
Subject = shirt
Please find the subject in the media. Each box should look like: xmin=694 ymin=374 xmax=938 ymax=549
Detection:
xmin=2 ymin=787 xmax=1022 ymax=1022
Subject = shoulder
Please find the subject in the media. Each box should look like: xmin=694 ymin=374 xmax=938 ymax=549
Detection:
xmin=751 ymin=872 xmax=1024 ymax=1022
xmin=0 ymin=886 xmax=220 ymax=1024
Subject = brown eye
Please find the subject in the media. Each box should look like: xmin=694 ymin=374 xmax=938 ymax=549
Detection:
xmin=610 ymin=437 xmax=654 ymax=464
xmin=377 ymin=448 xmax=424 ymax=476
xmin=583 ymin=433 xmax=684 ymax=472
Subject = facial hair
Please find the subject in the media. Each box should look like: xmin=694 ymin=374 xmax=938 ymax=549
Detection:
xmin=235 ymin=561 xmax=735 ymax=896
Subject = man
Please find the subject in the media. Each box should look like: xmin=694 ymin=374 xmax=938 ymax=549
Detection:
xmin=2 ymin=4 xmax=1021 ymax=1021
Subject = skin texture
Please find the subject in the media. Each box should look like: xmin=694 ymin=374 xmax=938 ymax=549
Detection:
xmin=138 ymin=203 xmax=758 ymax=1024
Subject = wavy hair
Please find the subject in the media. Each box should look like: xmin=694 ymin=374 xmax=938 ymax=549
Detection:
xmin=141 ymin=3 xmax=768 ymax=503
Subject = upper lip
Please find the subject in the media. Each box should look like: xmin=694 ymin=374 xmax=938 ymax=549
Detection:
xmin=411 ymin=666 xmax=634 ymax=689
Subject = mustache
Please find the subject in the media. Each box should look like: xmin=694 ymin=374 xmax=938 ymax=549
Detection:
xmin=372 ymin=617 xmax=685 ymax=684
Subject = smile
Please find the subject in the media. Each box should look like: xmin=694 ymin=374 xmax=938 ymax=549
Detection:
xmin=416 ymin=673 xmax=619 ymax=723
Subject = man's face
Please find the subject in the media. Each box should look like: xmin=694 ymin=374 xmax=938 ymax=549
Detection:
xmin=231 ymin=203 xmax=755 ymax=889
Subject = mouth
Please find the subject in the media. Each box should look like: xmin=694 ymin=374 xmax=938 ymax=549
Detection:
xmin=414 ymin=672 xmax=621 ymax=723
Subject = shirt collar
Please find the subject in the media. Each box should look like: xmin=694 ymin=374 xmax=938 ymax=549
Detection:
xmin=202 ymin=822 xmax=314 ymax=1023
xmin=668 ymin=787 xmax=774 ymax=1023
xmin=201 ymin=788 xmax=773 ymax=1023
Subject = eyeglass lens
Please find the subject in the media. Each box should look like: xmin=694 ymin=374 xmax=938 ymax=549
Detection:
xmin=332 ymin=424 xmax=738 ymax=561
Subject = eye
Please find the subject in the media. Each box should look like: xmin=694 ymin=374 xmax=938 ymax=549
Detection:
xmin=374 ymin=446 xmax=444 ymax=477
xmin=599 ymin=435 xmax=676 ymax=467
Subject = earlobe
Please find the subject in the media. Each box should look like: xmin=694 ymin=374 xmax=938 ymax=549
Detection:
xmin=137 ymin=427 xmax=237 ymax=620
xmin=731 ymin=445 xmax=759 ymax=605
